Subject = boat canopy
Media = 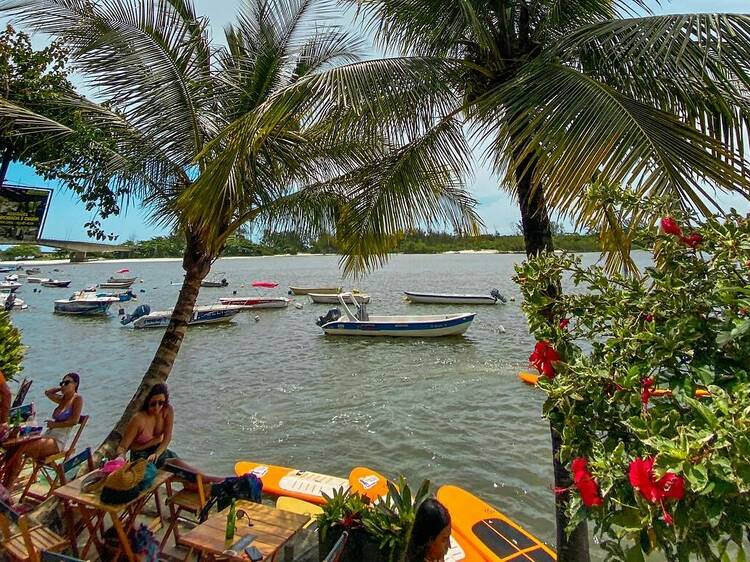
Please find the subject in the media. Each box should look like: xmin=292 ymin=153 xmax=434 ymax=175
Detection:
xmin=252 ymin=281 xmax=278 ymax=288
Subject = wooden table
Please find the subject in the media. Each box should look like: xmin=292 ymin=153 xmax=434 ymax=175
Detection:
xmin=1 ymin=433 xmax=42 ymax=448
xmin=179 ymin=501 xmax=309 ymax=561
xmin=53 ymin=469 xmax=171 ymax=561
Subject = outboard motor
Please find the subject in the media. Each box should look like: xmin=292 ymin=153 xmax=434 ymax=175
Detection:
xmin=490 ymin=289 xmax=507 ymax=304
xmin=316 ymin=308 xmax=341 ymax=327
xmin=221 ymin=278 xmax=228 ymax=287
xmin=121 ymin=304 xmax=151 ymax=325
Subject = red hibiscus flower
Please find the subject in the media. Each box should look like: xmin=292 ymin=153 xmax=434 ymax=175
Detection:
xmin=571 ymin=458 xmax=603 ymax=507
xmin=559 ymin=318 xmax=570 ymax=329
xmin=629 ymin=457 xmax=686 ymax=525
xmin=529 ymin=341 xmax=560 ymax=379
xmin=681 ymin=233 xmax=702 ymax=249
xmin=660 ymin=217 xmax=682 ymax=237
xmin=642 ymin=313 xmax=654 ymax=323
xmin=641 ymin=378 xmax=655 ymax=409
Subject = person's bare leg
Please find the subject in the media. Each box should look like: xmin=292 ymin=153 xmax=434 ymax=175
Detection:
xmin=3 ymin=439 xmax=59 ymax=488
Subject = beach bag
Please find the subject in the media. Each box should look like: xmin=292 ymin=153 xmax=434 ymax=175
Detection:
xmin=199 ymin=473 xmax=263 ymax=522
xmin=101 ymin=460 xmax=157 ymax=504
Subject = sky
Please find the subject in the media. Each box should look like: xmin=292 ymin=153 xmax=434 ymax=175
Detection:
xmin=4 ymin=0 xmax=750 ymax=243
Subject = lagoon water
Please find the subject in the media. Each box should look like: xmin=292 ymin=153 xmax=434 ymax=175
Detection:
xmin=10 ymin=252 xmax=584 ymax=554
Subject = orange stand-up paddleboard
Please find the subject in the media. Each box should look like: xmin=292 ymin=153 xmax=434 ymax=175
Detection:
xmin=518 ymin=372 xmax=710 ymax=398
xmin=234 ymin=461 xmax=387 ymax=505
xmin=437 ymin=485 xmax=556 ymax=562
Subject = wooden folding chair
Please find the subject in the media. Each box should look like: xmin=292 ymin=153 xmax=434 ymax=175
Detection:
xmin=10 ymin=379 xmax=32 ymax=409
xmin=40 ymin=552 xmax=88 ymax=562
xmin=0 ymin=499 xmax=68 ymax=562
xmin=159 ymin=462 xmax=209 ymax=551
xmin=19 ymin=416 xmax=89 ymax=504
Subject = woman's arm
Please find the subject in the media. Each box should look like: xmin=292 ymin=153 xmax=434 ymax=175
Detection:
xmin=45 ymin=387 xmax=63 ymax=404
xmin=148 ymin=406 xmax=174 ymax=462
xmin=47 ymin=396 xmax=83 ymax=429
xmin=116 ymin=414 xmax=142 ymax=456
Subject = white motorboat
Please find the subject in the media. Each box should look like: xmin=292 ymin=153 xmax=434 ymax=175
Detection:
xmin=26 ymin=277 xmax=47 ymax=284
xmin=0 ymin=294 xmax=27 ymax=310
xmin=289 ymin=286 xmax=342 ymax=296
xmin=219 ymin=296 xmax=290 ymax=309
xmin=201 ymin=278 xmax=229 ymax=288
xmin=316 ymin=294 xmax=476 ymax=337
xmin=54 ymin=295 xmax=119 ymax=315
xmin=4 ymin=274 xmax=18 ymax=282
xmin=123 ymin=304 xmax=243 ymax=329
xmin=41 ymin=280 xmax=72 ymax=288
xmin=100 ymin=279 xmax=134 ymax=289
xmin=24 ymin=267 xmax=41 ymax=275
xmin=404 ymin=289 xmax=507 ymax=305
xmin=0 ymin=282 xmax=21 ymax=293
xmin=308 ymin=292 xmax=370 ymax=305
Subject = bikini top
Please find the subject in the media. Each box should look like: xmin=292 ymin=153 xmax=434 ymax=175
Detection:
xmin=53 ymin=403 xmax=74 ymax=422
xmin=134 ymin=415 xmax=164 ymax=445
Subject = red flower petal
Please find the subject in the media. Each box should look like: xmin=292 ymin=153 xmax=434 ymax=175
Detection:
xmin=571 ymin=458 xmax=603 ymax=507
xmin=681 ymin=233 xmax=702 ymax=249
xmin=629 ymin=457 xmax=661 ymax=503
xmin=660 ymin=217 xmax=683 ymax=236
xmin=559 ymin=318 xmax=570 ymax=329
xmin=658 ymin=473 xmax=685 ymax=502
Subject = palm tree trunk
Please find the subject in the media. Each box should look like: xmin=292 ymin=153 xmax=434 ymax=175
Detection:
xmin=95 ymin=230 xmax=213 ymax=460
xmin=514 ymin=154 xmax=591 ymax=562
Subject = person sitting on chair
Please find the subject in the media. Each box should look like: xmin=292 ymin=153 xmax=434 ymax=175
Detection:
xmin=2 ymin=372 xmax=83 ymax=488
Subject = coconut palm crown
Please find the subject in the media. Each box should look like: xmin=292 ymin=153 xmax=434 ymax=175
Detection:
xmin=0 ymin=0 xmax=480 ymax=453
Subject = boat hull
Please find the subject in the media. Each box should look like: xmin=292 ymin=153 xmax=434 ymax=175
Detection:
xmin=405 ymin=291 xmax=498 ymax=305
xmin=99 ymin=281 xmax=133 ymax=289
xmin=54 ymin=300 xmax=114 ymax=315
xmin=0 ymin=284 xmax=20 ymax=293
xmin=132 ymin=305 xmax=242 ymax=329
xmin=42 ymin=281 xmax=71 ymax=288
xmin=321 ymin=312 xmax=476 ymax=337
xmin=309 ymin=293 xmax=370 ymax=304
xmin=26 ymin=277 xmax=45 ymax=283
xmin=219 ymin=297 xmax=289 ymax=309
xmin=289 ymin=286 xmax=342 ymax=295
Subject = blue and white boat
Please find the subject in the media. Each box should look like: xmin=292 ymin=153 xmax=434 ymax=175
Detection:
xmin=404 ymin=289 xmax=506 ymax=305
xmin=124 ymin=304 xmax=243 ymax=329
xmin=316 ymin=294 xmax=476 ymax=337
xmin=54 ymin=295 xmax=119 ymax=315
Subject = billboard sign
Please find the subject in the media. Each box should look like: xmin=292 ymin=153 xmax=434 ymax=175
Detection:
xmin=0 ymin=186 xmax=52 ymax=244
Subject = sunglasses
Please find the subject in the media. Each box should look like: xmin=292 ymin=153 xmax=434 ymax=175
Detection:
xmin=236 ymin=509 xmax=253 ymax=527
xmin=60 ymin=380 xmax=74 ymax=387
xmin=149 ymin=400 xmax=166 ymax=408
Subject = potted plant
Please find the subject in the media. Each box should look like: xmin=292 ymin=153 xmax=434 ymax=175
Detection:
xmin=317 ymin=478 xmax=430 ymax=562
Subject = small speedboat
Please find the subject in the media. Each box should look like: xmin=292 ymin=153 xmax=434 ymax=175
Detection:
xmin=308 ymin=292 xmax=370 ymax=305
xmin=25 ymin=267 xmax=41 ymax=275
xmin=73 ymin=289 xmax=136 ymax=303
xmin=316 ymin=294 xmax=476 ymax=337
xmin=26 ymin=277 xmax=47 ymax=284
xmin=219 ymin=296 xmax=290 ymax=309
xmin=42 ymin=280 xmax=72 ymax=288
xmin=201 ymin=278 xmax=229 ymax=288
xmin=4 ymin=274 xmax=18 ymax=282
xmin=122 ymin=304 xmax=243 ymax=329
xmin=54 ymin=295 xmax=119 ymax=315
xmin=404 ymin=289 xmax=506 ymax=305
xmin=289 ymin=286 xmax=342 ymax=296
xmin=99 ymin=280 xmax=134 ymax=289
xmin=0 ymin=282 xmax=22 ymax=292
xmin=0 ymin=294 xmax=27 ymax=310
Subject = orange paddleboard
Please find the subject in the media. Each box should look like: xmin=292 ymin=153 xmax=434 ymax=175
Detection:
xmin=234 ymin=461 xmax=386 ymax=505
xmin=437 ymin=485 xmax=556 ymax=562
xmin=518 ymin=372 xmax=710 ymax=398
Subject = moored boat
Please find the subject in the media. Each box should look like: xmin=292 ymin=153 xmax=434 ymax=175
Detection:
xmin=0 ymin=294 xmax=27 ymax=310
xmin=99 ymin=280 xmax=134 ymax=289
xmin=405 ymin=289 xmax=506 ymax=305
xmin=54 ymin=295 xmax=118 ymax=315
xmin=289 ymin=286 xmax=342 ymax=295
xmin=219 ymin=296 xmax=290 ymax=309
xmin=26 ymin=277 xmax=46 ymax=283
xmin=41 ymin=279 xmax=72 ymax=288
xmin=4 ymin=274 xmax=18 ymax=282
xmin=0 ymin=282 xmax=22 ymax=292
xmin=123 ymin=304 xmax=242 ymax=329
xmin=201 ymin=278 xmax=229 ymax=288
xmin=308 ymin=291 xmax=370 ymax=304
xmin=316 ymin=294 xmax=476 ymax=337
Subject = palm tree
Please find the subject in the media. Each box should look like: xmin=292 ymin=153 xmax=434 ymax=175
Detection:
xmin=186 ymin=1 xmax=750 ymax=559
xmin=337 ymin=2 xmax=750 ymax=559
xmin=0 ymin=0 xmax=480 ymax=456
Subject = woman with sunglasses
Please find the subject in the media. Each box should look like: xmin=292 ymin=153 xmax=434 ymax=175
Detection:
xmin=117 ymin=383 xmax=178 ymax=468
xmin=1 ymin=372 xmax=83 ymax=488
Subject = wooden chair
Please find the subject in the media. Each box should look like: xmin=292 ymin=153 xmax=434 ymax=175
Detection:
xmin=0 ymin=499 xmax=68 ymax=562
xmin=159 ymin=462 xmax=209 ymax=551
xmin=41 ymin=552 xmax=88 ymax=562
xmin=19 ymin=416 xmax=89 ymax=504
xmin=11 ymin=380 xmax=32 ymax=409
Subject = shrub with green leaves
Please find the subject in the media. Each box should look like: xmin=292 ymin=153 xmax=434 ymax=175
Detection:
xmin=0 ymin=310 xmax=23 ymax=380
xmin=515 ymin=211 xmax=750 ymax=561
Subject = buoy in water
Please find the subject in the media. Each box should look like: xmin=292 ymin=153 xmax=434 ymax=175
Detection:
xmin=233 ymin=290 xmax=237 ymax=295
xmin=254 ymin=315 xmax=260 ymax=322
xmin=294 ymin=302 xmax=303 ymax=310
xmin=140 ymin=289 xmax=146 ymax=293
xmin=509 ymin=296 xmax=516 ymax=302
xmin=498 ymin=325 xmax=506 ymax=333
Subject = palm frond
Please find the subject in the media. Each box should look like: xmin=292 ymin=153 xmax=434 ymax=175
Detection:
xmin=0 ymin=97 xmax=74 ymax=137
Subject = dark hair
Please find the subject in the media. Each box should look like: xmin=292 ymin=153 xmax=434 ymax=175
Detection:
xmin=405 ymin=498 xmax=451 ymax=562
xmin=140 ymin=383 xmax=169 ymax=411
xmin=65 ymin=372 xmax=80 ymax=391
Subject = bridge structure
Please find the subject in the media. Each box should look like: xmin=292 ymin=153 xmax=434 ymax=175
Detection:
xmin=36 ymin=238 xmax=132 ymax=262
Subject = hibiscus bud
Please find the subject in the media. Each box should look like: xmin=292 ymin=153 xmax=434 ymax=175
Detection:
xmin=660 ymin=217 xmax=682 ymax=236
xmin=681 ymin=233 xmax=702 ymax=249
xmin=643 ymin=313 xmax=654 ymax=322
xmin=559 ymin=318 xmax=570 ymax=329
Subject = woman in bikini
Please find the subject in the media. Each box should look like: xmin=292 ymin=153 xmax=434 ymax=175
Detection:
xmin=2 ymin=372 xmax=84 ymax=488
xmin=117 ymin=383 xmax=178 ymax=467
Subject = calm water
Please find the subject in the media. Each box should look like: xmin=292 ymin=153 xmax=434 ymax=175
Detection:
xmin=8 ymin=253 xmax=587 ymax=554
